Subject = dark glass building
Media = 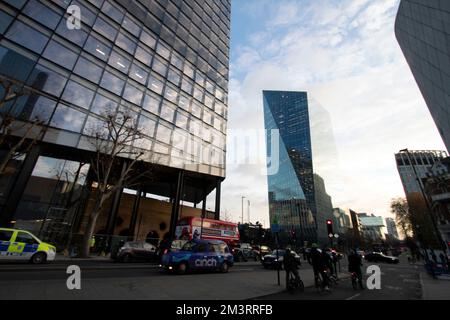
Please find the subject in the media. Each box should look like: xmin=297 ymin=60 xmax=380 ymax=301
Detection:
xmin=263 ymin=90 xmax=335 ymax=244
xmin=0 ymin=0 xmax=230 ymax=245
xmin=395 ymin=0 xmax=450 ymax=152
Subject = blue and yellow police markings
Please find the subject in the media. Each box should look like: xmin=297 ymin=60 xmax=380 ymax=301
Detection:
xmin=0 ymin=241 xmax=38 ymax=259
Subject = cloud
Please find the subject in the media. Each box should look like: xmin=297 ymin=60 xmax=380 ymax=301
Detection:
xmin=223 ymin=0 xmax=446 ymax=228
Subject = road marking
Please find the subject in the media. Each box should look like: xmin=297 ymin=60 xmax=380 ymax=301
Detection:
xmin=346 ymin=293 xmax=361 ymax=300
xmin=385 ymin=285 xmax=402 ymax=291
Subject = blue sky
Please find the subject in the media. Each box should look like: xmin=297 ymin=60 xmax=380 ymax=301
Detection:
xmin=212 ymin=0 xmax=447 ymax=227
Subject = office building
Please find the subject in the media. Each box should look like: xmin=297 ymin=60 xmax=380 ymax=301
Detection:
xmin=0 ymin=0 xmax=231 ymax=246
xmin=395 ymin=0 xmax=450 ymax=152
xmin=385 ymin=217 xmax=399 ymax=240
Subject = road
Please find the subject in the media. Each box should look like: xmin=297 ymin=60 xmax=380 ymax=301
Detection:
xmin=0 ymin=259 xmax=446 ymax=300
xmin=255 ymin=262 xmax=424 ymax=300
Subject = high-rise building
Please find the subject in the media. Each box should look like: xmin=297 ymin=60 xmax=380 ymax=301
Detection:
xmin=0 ymin=0 xmax=231 ymax=244
xmin=358 ymin=214 xmax=386 ymax=242
xmin=395 ymin=1 xmax=450 ymax=152
xmin=395 ymin=150 xmax=447 ymax=246
xmin=385 ymin=217 xmax=399 ymax=240
xmin=263 ymin=90 xmax=336 ymax=244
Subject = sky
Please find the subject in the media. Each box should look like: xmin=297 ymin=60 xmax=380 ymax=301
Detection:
xmin=210 ymin=0 xmax=447 ymax=228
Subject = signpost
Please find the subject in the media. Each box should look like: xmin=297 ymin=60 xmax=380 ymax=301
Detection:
xmin=271 ymin=217 xmax=281 ymax=286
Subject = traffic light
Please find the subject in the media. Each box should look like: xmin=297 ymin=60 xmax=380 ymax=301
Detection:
xmin=326 ymin=219 xmax=334 ymax=237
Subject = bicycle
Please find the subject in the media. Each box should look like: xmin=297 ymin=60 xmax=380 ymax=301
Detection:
xmin=315 ymin=270 xmax=331 ymax=293
xmin=351 ymin=272 xmax=358 ymax=290
xmin=287 ymin=271 xmax=304 ymax=294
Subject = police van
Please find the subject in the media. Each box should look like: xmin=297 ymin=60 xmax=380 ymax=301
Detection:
xmin=0 ymin=228 xmax=56 ymax=264
xmin=160 ymin=239 xmax=234 ymax=274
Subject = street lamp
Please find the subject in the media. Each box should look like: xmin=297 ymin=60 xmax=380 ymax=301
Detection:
xmin=399 ymin=148 xmax=448 ymax=258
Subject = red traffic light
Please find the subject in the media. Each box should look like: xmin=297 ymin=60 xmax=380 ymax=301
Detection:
xmin=326 ymin=220 xmax=332 ymax=225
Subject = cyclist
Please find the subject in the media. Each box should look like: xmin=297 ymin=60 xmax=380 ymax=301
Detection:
xmin=309 ymin=243 xmax=330 ymax=291
xmin=284 ymin=248 xmax=301 ymax=290
xmin=348 ymin=249 xmax=364 ymax=289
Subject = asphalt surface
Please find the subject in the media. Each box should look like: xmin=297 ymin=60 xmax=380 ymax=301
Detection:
xmin=255 ymin=262 xmax=423 ymax=300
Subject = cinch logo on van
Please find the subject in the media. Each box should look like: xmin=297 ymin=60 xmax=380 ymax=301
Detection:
xmin=195 ymin=258 xmax=217 ymax=267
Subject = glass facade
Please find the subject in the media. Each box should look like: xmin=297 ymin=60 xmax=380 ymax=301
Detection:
xmin=395 ymin=0 xmax=450 ymax=152
xmin=263 ymin=91 xmax=318 ymax=243
xmin=0 ymin=0 xmax=230 ymax=178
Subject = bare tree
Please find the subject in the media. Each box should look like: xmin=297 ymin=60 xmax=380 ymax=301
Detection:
xmin=0 ymin=76 xmax=45 ymax=174
xmin=80 ymin=111 xmax=155 ymax=258
xmin=390 ymin=197 xmax=412 ymax=239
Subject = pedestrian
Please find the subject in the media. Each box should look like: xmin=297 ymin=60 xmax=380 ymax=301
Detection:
xmin=309 ymin=243 xmax=329 ymax=291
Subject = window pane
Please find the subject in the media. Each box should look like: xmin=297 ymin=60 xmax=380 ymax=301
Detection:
xmin=93 ymin=17 xmax=118 ymax=39
xmin=122 ymin=15 xmax=141 ymax=37
xmin=23 ymin=0 xmax=61 ymax=29
xmin=61 ymin=81 xmax=95 ymax=109
xmin=135 ymin=46 xmax=152 ymax=66
xmin=129 ymin=63 xmax=148 ymax=85
xmin=6 ymin=21 xmax=49 ymax=54
xmin=43 ymin=40 xmax=78 ymax=70
xmin=27 ymin=65 xmax=67 ymax=97
xmin=140 ymin=29 xmax=157 ymax=49
xmin=123 ymin=83 xmax=144 ymax=105
xmin=148 ymin=75 xmax=164 ymax=94
xmin=74 ymin=57 xmax=103 ymax=83
xmin=108 ymin=50 xmax=130 ymax=73
xmin=156 ymin=124 xmax=172 ymax=144
xmin=84 ymin=34 xmax=112 ymax=61
xmin=138 ymin=115 xmax=156 ymax=137
xmin=91 ymin=94 xmax=118 ymax=115
xmin=100 ymin=71 xmax=125 ymax=95
xmin=160 ymin=102 xmax=175 ymax=122
xmin=152 ymin=58 xmax=168 ymax=76
xmin=56 ymin=20 xmax=88 ymax=47
xmin=51 ymin=104 xmax=86 ymax=132
xmin=115 ymin=31 xmax=136 ymax=54
xmin=142 ymin=93 xmax=161 ymax=115
xmin=101 ymin=1 xmax=124 ymax=23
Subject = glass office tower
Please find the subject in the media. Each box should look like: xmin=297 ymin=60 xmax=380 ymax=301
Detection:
xmin=395 ymin=0 xmax=450 ymax=152
xmin=0 ymin=0 xmax=230 ymax=242
xmin=263 ymin=90 xmax=336 ymax=244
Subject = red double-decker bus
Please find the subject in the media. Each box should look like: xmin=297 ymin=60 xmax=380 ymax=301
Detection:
xmin=175 ymin=217 xmax=239 ymax=245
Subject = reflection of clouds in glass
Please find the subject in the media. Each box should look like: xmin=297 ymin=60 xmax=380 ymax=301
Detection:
xmin=309 ymin=97 xmax=343 ymax=196
xmin=50 ymin=104 xmax=86 ymax=132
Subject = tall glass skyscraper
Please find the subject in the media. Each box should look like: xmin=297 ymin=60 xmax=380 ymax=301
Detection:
xmin=263 ymin=90 xmax=335 ymax=244
xmin=0 ymin=0 xmax=230 ymax=243
xmin=395 ymin=0 xmax=450 ymax=152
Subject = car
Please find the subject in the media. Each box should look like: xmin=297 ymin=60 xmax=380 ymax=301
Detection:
xmin=112 ymin=241 xmax=158 ymax=263
xmin=364 ymin=252 xmax=399 ymax=264
xmin=232 ymin=243 xmax=259 ymax=262
xmin=160 ymin=239 xmax=233 ymax=274
xmin=253 ymin=245 xmax=272 ymax=258
xmin=0 ymin=228 xmax=56 ymax=264
xmin=261 ymin=249 xmax=301 ymax=270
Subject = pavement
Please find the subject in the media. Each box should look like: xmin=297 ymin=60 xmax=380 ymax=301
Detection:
xmin=420 ymin=271 xmax=450 ymax=300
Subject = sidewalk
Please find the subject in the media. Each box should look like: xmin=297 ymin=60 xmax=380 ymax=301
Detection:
xmin=420 ymin=272 xmax=450 ymax=300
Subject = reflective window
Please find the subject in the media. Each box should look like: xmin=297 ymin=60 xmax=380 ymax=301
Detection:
xmin=84 ymin=34 xmax=112 ymax=61
xmin=176 ymin=112 xmax=188 ymax=130
xmin=27 ymin=64 xmax=67 ymax=97
xmin=167 ymin=68 xmax=181 ymax=86
xmin=181 ymin=78 xmax=193 ymax=94
xmin=91 ymin=94 xmax=117 ymax=115
xmin=115 ymin=31 xmax=137 ymax=54
xmin=16 ymin=94 xmax=56 ymax=124
xmin=183 ymin=63 xmax=195 ymax=79
xmin=6 ymin=21 xmax=49 ymax=54
xmin=138 ymin=115 xmax=156 ymax=137
xmin=122 ymin=15 xmax=140 ymax=37
xmin=160 ymin=102 xmax=175 ymax=123
xmin=135 ymin=46 xmax=152 ymax=66
xmin=100 ymin=71 xmax=125 ymax=96
xmin=156 ymin=42 xmax=171 ymax=60
xmin=123 ymin=83 xmax=144 ymax=105
xmin=56 ymin=20 xmax=88 ymax=47
xmin=101 ymin=1 xmax=124 ymax=23
xmin=0 ymin=11 xmax=13 ymax=34
xmin=156 ymin=124 xmax=172 ymax=144
xmin=93 ymin=17 xmax=118 ymax=40
xmin=61 ymin=81 xmax=95 ymax=109
xmin=140 ymin=29 xmax=157 ymax=49
xmin=23 ymin=0 xmax=61 ymax=29
xmin=178 ymin=95 xmax=191 ymax=111
xmin=152 ymin=58 xmax=168 ymax=76
xmin=74 ymin=57 xmax=103 ymax=83
xmin=148 ymin=75 xmax=164 ymax=95
xmin=164 ymin=86 xmax=179 ymax=104
xmin=170 ymin=52 xmax=183 ymax=70
xmin=42 ymin=40 xmax=78 ymax=70
xmin=193 ymin=86 xmax=204 ymax=102
xmin=142 ymin=93 xmax=161 ymax=115
xmin=51 ymin=104 xmax=86 ymax=132
xmin=129 ymin=63 xmax=148 ymax=85
xmin=109 ymin=50 xmax=130 ymax=73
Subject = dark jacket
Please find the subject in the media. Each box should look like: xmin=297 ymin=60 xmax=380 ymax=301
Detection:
xmin=284 ymin=251 xmax=297 ymax=270
xmin=348 ymin=253 xmax=363 ymax=273
xmin=309 ymin=248 xmax=326 ymax=270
